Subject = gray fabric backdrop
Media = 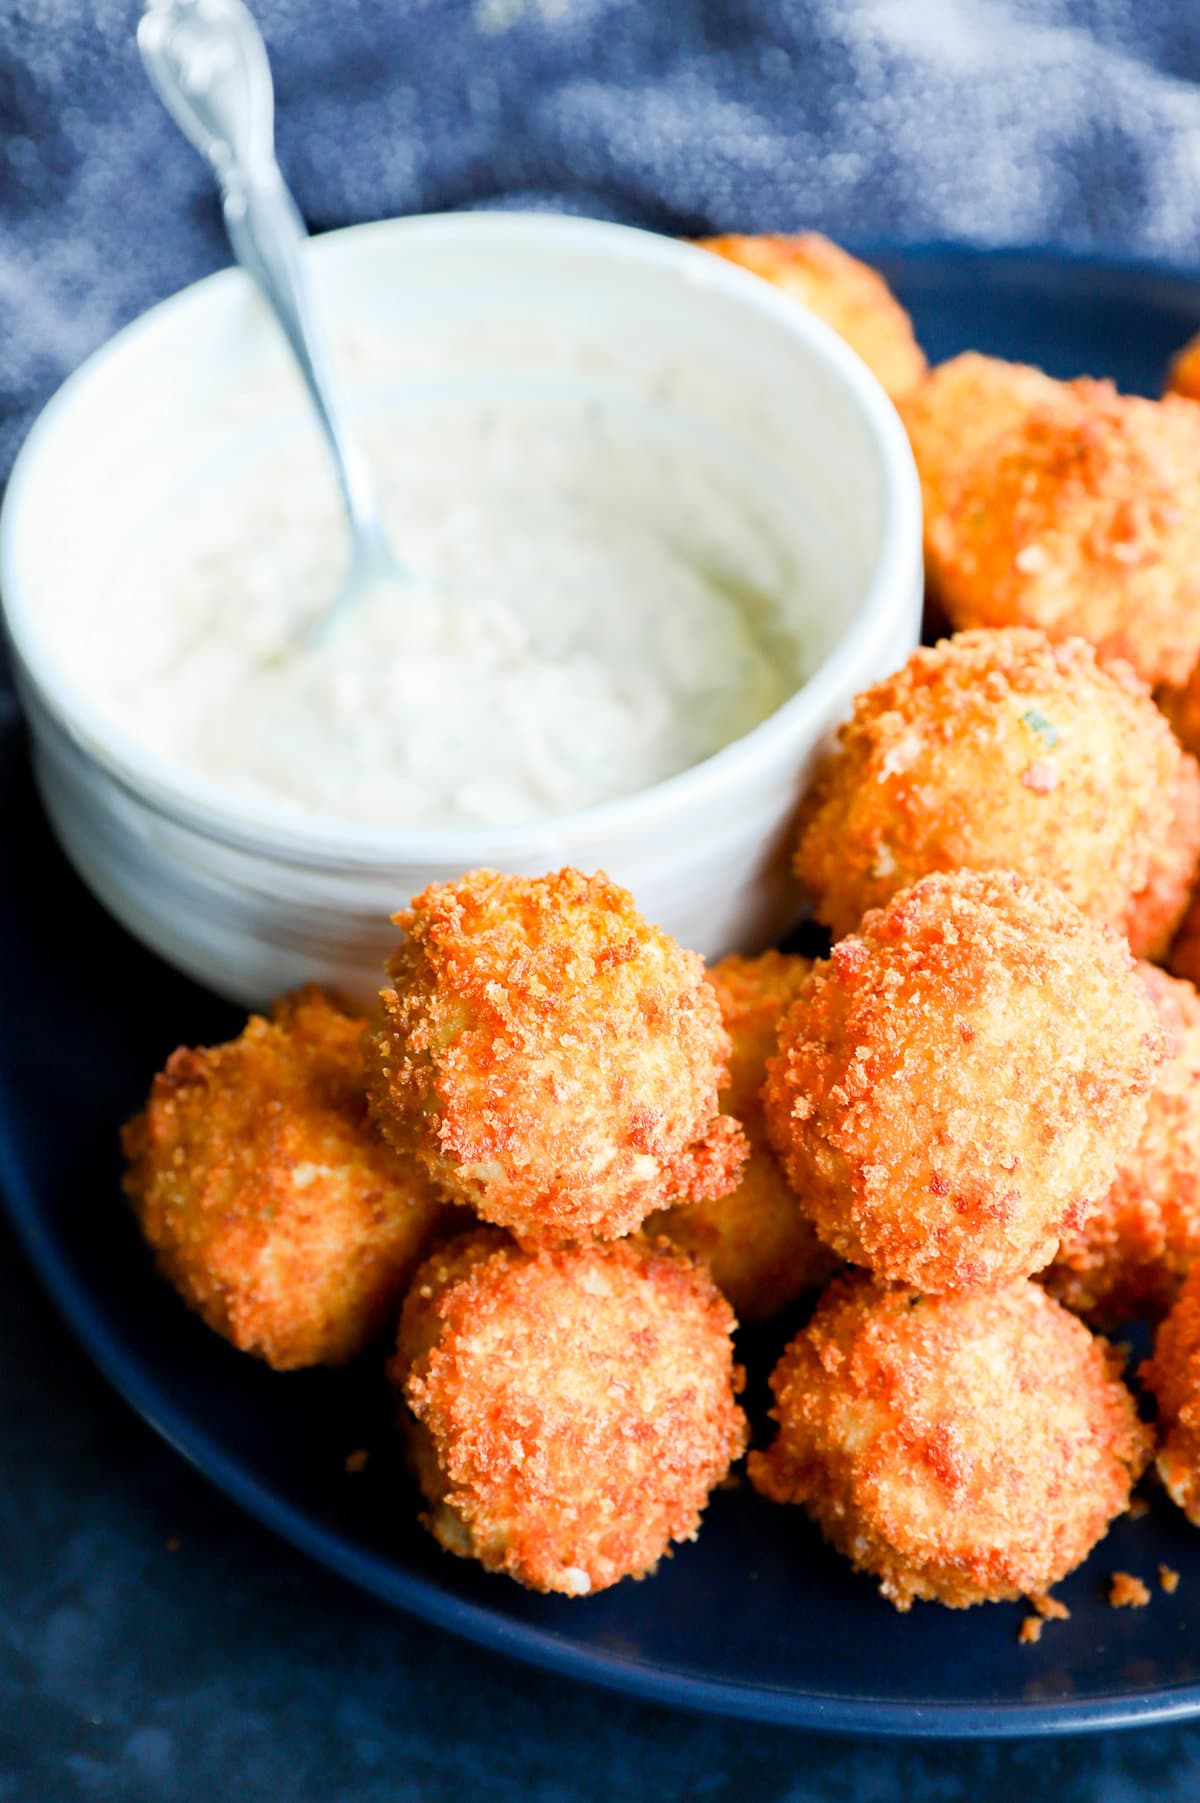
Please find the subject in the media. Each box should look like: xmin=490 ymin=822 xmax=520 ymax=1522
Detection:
xmin=4 ymin=0 xmax=1200 ymax=481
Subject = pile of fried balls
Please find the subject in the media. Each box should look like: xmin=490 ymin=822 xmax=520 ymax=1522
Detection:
xmin=122 ymin=234 xmax=1200 ymax=1616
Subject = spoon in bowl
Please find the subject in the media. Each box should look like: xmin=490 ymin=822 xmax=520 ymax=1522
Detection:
xmin=138 ymin=0 xmax=413 ymax=649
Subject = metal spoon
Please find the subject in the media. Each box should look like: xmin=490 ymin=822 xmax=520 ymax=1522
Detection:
xmin=138 ymin=0 xmax=410 ymax=648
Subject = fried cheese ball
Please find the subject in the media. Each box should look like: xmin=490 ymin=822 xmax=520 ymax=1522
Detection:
xmin=645 ymin=952 xmax=836 ymax=1322
xmin=1141 ymin=1264 xmax=1200 ymax=1524
xmin=899 ymin=352 xmax=1060 ymax=529
xmin=391 ymin=1230 xmax=748 ymax=1594
xmin=918 ymin=376 xmax=1200 ymax=687
xmin=1166 ymin=331 xmax=1200 ymax=404
xmin=696 ymin=233 xmax=927 ymax=399
xmin=365 ymin=869 xmax=746 ymax=1243
xmin=749 ymin=1274 xmax=1151 ymax=1610
xmin=793 ymin=627 xmax=1193 ymax=949
xmin=122 ymin=988 xmax=448 ymax=1370
xmin=764 ymin=871 xmax=1164 ymax=1292
xmin=1045 ymin=965 xmax=1200 ymax=1325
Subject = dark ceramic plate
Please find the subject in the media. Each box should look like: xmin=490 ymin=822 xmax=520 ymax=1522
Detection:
xmin=5 ymin=247 xmax=1200 ymax=1739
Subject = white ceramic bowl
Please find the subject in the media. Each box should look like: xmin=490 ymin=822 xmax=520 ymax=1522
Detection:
xmin=1 ymin=212 xmax=921 ymax=1010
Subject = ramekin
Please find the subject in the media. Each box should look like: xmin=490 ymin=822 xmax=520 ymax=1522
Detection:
xmin=1 ymin=212 xmax=922 ymax=1009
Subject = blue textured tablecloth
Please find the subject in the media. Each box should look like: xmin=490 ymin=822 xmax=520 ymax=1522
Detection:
xmin=7 ymin=0 xmax=1200 ymax=484
xmin=7 ymin=3 xmax=1200 ymax=1797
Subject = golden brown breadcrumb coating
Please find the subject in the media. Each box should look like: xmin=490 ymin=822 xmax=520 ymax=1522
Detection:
xmin=1141 ymin=1263 xmax=1200 ymax=1525
xmin=122 ymin=987 xmax=448 ymax=1370
xmin=749 ymin=1274 xmax=1150 ymax=1610
xmin=1122 ymin=753 xmax=1200 ymax=963
xmin=645 ymin=952 xmax=836 ymax=1321
xmin=918 ymin=377 xmax=1200 ymax=687
xmin=391 ymin=1230 xmax=748 ymax=1595
xmin=900 ymin=352 xmax=1060 ymax=531
xmin=793 ymin=628 xmax=1191 ymax=948
xmin=695 ymin=233 xmax=927 ymax=399
xmin=1166 ymin=332 xmax=1200 ymax=403
xmin=764 ymin=871 xmax=1164 ymax=1292
xmin=1045 ymin=965 xmax=1200 ymax=1325
xmin=365 ymin=869 xmax=745 ymax=1244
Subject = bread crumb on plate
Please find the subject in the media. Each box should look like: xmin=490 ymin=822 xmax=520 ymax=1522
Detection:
xmin=1110 ymin=1571 xmax=1151 ymax=1607
xmin=1030 ymin=1592 xmax=1071 ymax=1620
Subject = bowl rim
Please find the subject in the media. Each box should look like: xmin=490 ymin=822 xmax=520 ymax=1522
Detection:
xmin=0 ymin=209 xmax=922 ymax=866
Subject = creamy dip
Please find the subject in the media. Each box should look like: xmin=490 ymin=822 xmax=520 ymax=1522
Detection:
xmin=93 ymin=385 xmax=805 ymax=829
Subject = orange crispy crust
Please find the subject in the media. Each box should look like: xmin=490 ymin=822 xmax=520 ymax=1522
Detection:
xmin=900 ymin=353 xmax=1061 ymax=532
xmin=1045 ymin=965 xmax=1200 ymax=1325
xmin=763 ymin=871 xmax=1164 ymax=1292
xmin=365 ymin=869 xmax=746 ymax=1244
xmin=1141 ymin=1264 xmax=1200 ymax=1525
xmin=1122 ymin=753 xmax=1200 ymax=963
xmin=919 ymin=377 xmax=1200 ymax=687
xmin=793 ymin=628 xmax=1187 ymax=946
xmin=391 ymin=1231 xmax=748 ymax=1595
xmin=749 ymin=1275 xmax=1150 ymax=1610
xmin=646 ymin=952 xmax=835 ymax=1321
xmin=696 ymin=233 xmax=927 ymax=399
xmin=122 ymin=987 xmax=448 ymax=1370
xmin=1166 ymin=333 xmax=1200 ymax=404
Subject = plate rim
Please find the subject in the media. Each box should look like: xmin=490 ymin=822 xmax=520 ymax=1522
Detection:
xmin=7 ymin=238 xmax=1200 ymax=1739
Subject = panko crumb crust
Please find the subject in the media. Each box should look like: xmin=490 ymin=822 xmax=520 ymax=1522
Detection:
xmin=695 ymin=232 xmax=927 ymax=399
xmin=1142 ymin=1263 xmax=1200 ymax=1526
xmin=913 ymin=374 xmax=1200 ymax=688
xmin=792 ymin=628 xmax=1194 ymax=948
xmin=749 ymin=1275 xmax=1150 ymax=1611
xmin=901 ymin=352 xmax=1061 ymax=533
xmin=365 ymin=868 xmax=746 ymax=1243
xmin=764 ymin=870 xmax=1164 ymax=1292
xmin=1122 ymin=752 xmax=1200 ymax=963
xmin=122 ymin=987 xmax=448 ymax=1370
xmin=646 ymin=951 xmax=836 ymax=1322
xmin=1045 ymin=964 xmax=1200 ymax=1326
xmin=391 ymin=1231 xmax=748 ymax=1595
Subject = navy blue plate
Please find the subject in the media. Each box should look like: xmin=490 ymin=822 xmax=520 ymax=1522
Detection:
xmin=5 ymin=247 xmax=1200 ymax=1739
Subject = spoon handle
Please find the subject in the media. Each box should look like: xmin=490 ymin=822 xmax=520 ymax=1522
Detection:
xmin=138 ymin=0 xmax=381 ymax=536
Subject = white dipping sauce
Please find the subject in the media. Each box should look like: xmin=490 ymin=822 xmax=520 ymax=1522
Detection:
xmin=96 ymin=385 xmax=804 ymax=829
